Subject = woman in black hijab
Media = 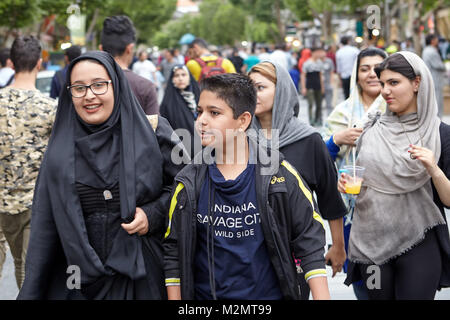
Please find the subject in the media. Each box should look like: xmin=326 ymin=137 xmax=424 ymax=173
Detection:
xmin=18 ymin=51 xmax=186 ymax=300
xmin=160 ymin=64 xmax=200 ymax=158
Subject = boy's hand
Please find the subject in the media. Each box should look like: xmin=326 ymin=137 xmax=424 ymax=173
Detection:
xmin=121 ymin=207 xmax=149 ymax=236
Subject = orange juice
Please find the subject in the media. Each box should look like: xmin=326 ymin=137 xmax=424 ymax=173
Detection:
xmin=345 ymin=178 xmax=362 ymax=194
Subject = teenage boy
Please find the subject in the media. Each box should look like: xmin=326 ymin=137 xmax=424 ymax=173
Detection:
xmin=163 ymin=73 xmax=330 ymax=300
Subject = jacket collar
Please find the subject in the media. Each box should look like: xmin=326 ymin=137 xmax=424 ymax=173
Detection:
xmin=176 ymin=137 xmax=284 ymax=184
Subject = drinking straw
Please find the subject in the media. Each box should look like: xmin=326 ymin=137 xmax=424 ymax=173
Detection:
xmin=352 ymin=146 xmax=356 ymax=179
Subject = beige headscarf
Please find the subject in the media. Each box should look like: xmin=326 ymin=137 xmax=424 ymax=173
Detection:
xmin=349 ymin=51 xmax=445 ymax=265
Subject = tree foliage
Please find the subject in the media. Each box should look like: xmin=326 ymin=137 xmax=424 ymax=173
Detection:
xmin=103 ymin=0 xmax=177 ymax=43
xmin=153 ymin=0 xmax=247 ymax=48
xmin=2 ymin=0 xmax=449 ymax=49
xmin=1 ymin=0 xmax=177 ymax=47
xmin=0 ymin=0 xmax=39 ymax=31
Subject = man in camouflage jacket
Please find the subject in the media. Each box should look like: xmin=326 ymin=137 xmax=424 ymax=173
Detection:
xmin=0 ymin=36 xmax=56 ymax=289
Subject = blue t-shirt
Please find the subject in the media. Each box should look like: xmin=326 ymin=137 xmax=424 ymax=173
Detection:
xmin=194 ymin=162 xmax=283 ymax=300
xmin=244 ymin=55 xmax=260 ymax=72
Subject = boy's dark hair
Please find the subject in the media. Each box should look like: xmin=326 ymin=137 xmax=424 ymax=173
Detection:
xmin=0 ymin=48 xmax=10 ymax=67
xmin=189 ymin=38 xmax=208 ymax=49
xmin=375 ymin=53 xmax=416 ymax=80
xmin=341 ymin=36 xmax=350 ymax=45
xmin=65 ymin=45 xmax=82 ymax=63
xmin=200 ymin=73 xmax=256 ymax=120
xmin=101 ymin=15 xmax=136 ymax=57
xmin=311 ymin=47 xmax=323 ymax=53
xmin=425 ymin=34 xmax=437 ymax=46
xmin=10 ymin=36 xmax=41 ymax=73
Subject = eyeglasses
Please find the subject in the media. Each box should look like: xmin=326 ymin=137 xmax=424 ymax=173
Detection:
xmin=67 ymin=80 xmax=112 ymax=98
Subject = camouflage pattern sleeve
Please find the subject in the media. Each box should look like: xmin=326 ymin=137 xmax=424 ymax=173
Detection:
xmin=0 ymin=88 xmax=56 ymax=215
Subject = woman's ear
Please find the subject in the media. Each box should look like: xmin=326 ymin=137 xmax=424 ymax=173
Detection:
xmin=413 ymin=76 xmax=421 ymax=93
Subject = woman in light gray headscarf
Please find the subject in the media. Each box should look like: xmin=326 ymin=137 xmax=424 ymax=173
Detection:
xmin=339 ymin=51 xmax=450 ymax=300
xmin=248 ymin=61 xmax=347 ymax=300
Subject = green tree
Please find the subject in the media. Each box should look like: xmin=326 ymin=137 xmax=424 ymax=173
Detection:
xmin=104 ymin=0 xmax=177 ymax=44
xmin=231 ymin=0 xmax=286 ymax=43
xmin=36 ymin=0 xmax=176 ymax=48
xmin=178 ymin=0 xmax=246 ymax=46
xmin=285 ymin=0 xmax=354 ymax=43
xmin=210 ymin=2 xmax=246 ymax=45
xmin=152 ymin=14 xmax=195 ymax=49
xmin=38 ymin=0 xmax=108 ymax=48
xmin=0 ymin=0 xmax=40 ymax=45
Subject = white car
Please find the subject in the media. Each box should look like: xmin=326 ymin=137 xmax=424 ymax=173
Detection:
xmin=36 ymin=70 xmax=56 ymax=97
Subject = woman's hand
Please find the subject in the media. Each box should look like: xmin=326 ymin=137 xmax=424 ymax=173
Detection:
xmin=121 ymin=207 xmax=149 ymax=236
xmin=325 ymin=243 xmax=346 ymax=277
xmin=409 ymin=144 xmax=450 ymax=207
xmin=333 ymin=128 xmax=363 ymax=147
xmin=409 ymin=144 xmax=440 ymax=177
xmin=337 ymin=172 xmax=349 ymax=193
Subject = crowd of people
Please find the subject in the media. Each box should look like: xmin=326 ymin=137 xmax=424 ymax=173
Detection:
xmin=0 ymin=13 xmax=449 ymax=301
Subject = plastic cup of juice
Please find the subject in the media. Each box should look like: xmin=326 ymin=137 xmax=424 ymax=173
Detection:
xmin=342 ymin=165 xmax=365 ymax=195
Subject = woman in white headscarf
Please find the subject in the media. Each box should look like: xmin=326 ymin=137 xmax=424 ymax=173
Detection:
xmin=339 ymin=52 xmax=450 ymax=300
xmin=323 ymin=47 xmax=387 ymax=300
xmin=323 ymin=47 xmax=387 ymax=168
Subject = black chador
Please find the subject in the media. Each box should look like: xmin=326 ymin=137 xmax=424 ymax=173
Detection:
xmin=160 ymin=64 xmax=200 ymax=158
xmin=18 ymin=51 xmax=185 ymax=300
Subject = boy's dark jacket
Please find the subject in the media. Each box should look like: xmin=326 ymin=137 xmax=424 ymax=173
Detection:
xmin=163 ymin=138 xmax=327 ymax=299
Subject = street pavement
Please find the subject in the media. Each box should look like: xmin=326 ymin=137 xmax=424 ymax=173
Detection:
xmin=0 ymin=91 xmax=449 ymax=300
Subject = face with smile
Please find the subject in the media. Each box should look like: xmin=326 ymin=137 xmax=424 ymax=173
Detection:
xmin=70 ymin=60 xmax=115 ymax=125
xmin=357 ymin=55 xmax=384 ymax=98
xmin=249 ymin=72 xmax=275 ymax=118
xmin=379 ymin=69 xmax=420 ymax=116
xmin=195 ymin=90 xmax=248 ymax=148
